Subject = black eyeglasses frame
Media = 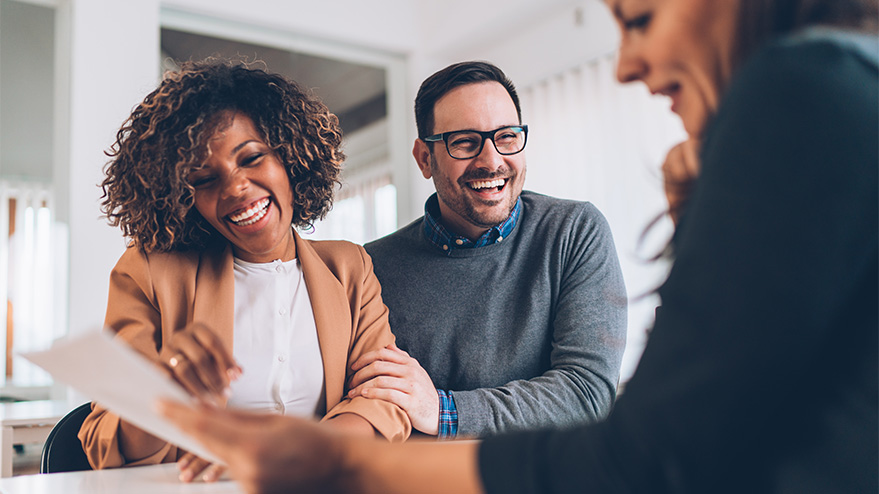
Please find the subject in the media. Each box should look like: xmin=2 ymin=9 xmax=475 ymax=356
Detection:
xmin=422 ymin=124 xmax=528 ymax=160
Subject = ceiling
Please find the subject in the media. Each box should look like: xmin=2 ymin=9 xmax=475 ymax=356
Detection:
xmin=160 ymin=27 xmax=387 ymax=135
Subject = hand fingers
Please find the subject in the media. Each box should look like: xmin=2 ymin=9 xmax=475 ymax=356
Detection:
xmin=350 ymin=345 xmax=411 ymax=372
xmin=662 ymin=144 xmax=685 ymax=180
xmin=663 ymin=140 xmax=700 ymax=182
xmin=177 ymin=452 xmax=196 ymax=471
xmin=190 ymin=322 xmax=242 ymax=380
xmin=178 ymin=455 xmax=212 ymax=483
xmin=662 ymin=141 xmax=698 ymax=226
xmin=354 ymin=387 xmax=410 ymax=408
xmin=348 ymin=359 xmax=412 ymax=390
xmin=201 ymin=463 xmax=227 ymax=483
xmin=680 ymin=138 xmax=701 ymax=176
xmin=387 ymin=343 xmax=408 ymax=355
xmin=165 ymin=343 xmax=220 ymax=400
xmin=165 ymin=324 xmax=240 ymax=400
xmin=178 ymin=325 xmax=234 ymax=394
xmin=348 ymin=375 xmax=415 ymax=399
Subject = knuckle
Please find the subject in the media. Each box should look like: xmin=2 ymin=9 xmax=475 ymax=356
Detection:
xmin=190 ymin=352 xmax=212 ymax=369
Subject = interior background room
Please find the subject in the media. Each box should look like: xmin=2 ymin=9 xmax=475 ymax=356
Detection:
xmin=0 ymin=0 xmax=684 ymax=404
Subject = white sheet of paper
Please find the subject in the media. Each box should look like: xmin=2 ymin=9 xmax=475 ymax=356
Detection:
xmin=21 ymin=329 xmax=223 ymax=465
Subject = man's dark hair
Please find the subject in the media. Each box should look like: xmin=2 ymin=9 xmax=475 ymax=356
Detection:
xmin=414 ymin=61 xmax=522 ymax=139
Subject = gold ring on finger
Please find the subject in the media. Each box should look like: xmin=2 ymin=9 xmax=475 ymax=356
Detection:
xmin=169 ymin=353 xmax=185 ymax=368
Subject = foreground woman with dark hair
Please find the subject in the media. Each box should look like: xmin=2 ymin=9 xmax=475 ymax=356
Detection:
xmin=78 ymin=59 xmax=410 ymax=482
xmin=159 ymin=1 xmax=878 ymax=492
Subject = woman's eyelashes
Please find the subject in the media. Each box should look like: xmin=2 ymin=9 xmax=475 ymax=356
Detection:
xmin=188 ymin=169 xmax=215 ymax=189
xmin=188 ymin=153 xmax=265 ymax=189
xmin=241 ymin=152 xmax=265 ymax=167
xmin=623 ymin=12 xmax=651 ymax=32
xmin=191 ymin=177 xmax=215 ymax=189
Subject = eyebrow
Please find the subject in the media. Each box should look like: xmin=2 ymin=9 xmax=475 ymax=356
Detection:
xmin=231 ymin=139 xmax=258 ymax=155
xmin=436 ymin=124 xmax=523 ymax=135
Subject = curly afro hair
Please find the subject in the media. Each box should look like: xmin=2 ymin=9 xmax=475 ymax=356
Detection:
xmin=100 ymin=58 xmax=344 ymax=252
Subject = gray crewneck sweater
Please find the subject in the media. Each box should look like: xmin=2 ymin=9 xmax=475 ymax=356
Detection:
xmin=365 ymin=191 xmax=627 ymax=436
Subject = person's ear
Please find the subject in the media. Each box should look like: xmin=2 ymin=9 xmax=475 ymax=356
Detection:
xmin=412 ymin=139 xmax=433 ymax=179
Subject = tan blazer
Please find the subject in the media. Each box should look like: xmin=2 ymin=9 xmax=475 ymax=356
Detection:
xmin=79 ymin=232 xmax=410 ymax=469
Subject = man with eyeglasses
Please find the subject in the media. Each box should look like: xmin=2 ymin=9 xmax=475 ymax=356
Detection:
xmin=350 ymin=61 xmax=627 ymax=439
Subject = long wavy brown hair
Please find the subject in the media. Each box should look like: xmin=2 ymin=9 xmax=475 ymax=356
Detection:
xmin=100 ymin=58 xmax=344 ymax=252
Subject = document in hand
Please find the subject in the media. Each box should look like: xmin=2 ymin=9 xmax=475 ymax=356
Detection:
xmin=21 ymin=329 xmax=223 ymax=465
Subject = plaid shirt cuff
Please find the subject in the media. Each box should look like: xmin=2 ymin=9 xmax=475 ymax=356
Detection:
xmin=436 ymin=389 xmax=458 ymax=439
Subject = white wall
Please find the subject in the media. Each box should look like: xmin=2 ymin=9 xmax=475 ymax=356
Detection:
xmin=417 ymin=0 xmax=615 ymax=87
xmin=0 ymin=0 xmax=54 ymax=180
xmin=58 ymin=0 xmax=160 ymax=338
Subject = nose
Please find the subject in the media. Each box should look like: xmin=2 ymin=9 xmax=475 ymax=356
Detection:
xmin=219 ymin=168 xmax=249 ymax=199
xmin=615 ymin=38 xmax=646 ymax=84
xmin=473 ymin=137 xmax=505 ymax=170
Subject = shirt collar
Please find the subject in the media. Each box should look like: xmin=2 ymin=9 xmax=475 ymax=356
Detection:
xmin=422 ymin=193 xmax=521 ymax=254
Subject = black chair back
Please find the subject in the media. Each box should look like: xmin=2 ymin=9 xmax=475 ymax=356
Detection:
xmin=40 ymin=402 xmax=93 ymax=474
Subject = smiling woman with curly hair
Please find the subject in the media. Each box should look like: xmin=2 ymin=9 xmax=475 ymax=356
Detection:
xmin=80 ymin=59 xmax=410 ymax=483
xmin=101 ymin=59 xmax=343 ymax=252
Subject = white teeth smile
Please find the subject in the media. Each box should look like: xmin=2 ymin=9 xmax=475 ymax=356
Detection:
xmin=228 ymin=198 xmax=270 ymax=226
xmin=469 ymin=178 xmax=506 ymax=190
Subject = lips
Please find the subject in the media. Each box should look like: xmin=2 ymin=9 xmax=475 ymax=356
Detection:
xmin=227 ymin=198 xmax=270 ymax=226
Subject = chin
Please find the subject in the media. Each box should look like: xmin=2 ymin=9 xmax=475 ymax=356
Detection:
xmin=473 ymin=205 xmax=514 ymax=226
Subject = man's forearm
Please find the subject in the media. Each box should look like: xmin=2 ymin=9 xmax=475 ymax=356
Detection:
xmin=453 ymin=367 xmax=616 ymax=436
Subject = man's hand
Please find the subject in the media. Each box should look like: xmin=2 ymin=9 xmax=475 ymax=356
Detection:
xmin=348 ymin=344 xmax=440 ymax=435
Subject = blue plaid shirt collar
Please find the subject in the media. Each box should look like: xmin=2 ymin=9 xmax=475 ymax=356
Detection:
xmin=422 ymin=194 xmax=521 ymax=254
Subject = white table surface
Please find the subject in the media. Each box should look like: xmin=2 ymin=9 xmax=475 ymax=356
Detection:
xmin=0 ymin=399 xmax=71 ymax=478
xmin=0 ymin=400 xmax=70 ymax=428
xmin=0 ymin=463 xmax=243 ymax=494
